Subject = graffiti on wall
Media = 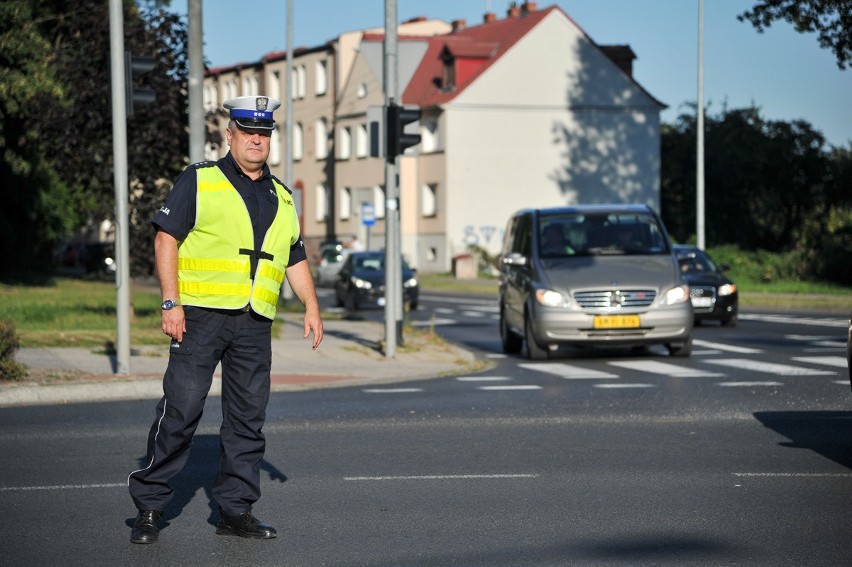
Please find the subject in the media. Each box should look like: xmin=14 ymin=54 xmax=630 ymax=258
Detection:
xmin=461 ymin=225 xmax=505 ymax=250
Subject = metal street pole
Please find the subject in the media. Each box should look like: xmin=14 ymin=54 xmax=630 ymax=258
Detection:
xmin=108 ymin=0 xmax=131 ymax=374
xmin=696 ymin=0 xmax=706 ymax=249
xmin=188 ymin=0 xmax=204 ymax=163
xmin=383 ymin=0 xmax=402 ymax=357
xmin=285 ymin=0 xmax=293 ymax=187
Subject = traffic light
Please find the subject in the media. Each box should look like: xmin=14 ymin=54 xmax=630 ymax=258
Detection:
xmin=124 ymin=52 xmax=156 ymax=116
xmin=386 ymin=102 xmax=421 ymax=162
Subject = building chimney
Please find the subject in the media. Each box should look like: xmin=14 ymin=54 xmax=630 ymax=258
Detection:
xmin=521 ymin=1 xmax=537 ymax=14
xmin=507 ymin=2 xmax=521 ymax=18
xmin=451 ymin=19 xmax=467 ymax=32
xmin=483 ymin=12 xmax=497 ymax=24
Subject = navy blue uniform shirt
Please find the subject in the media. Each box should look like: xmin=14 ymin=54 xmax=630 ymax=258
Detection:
xmin=152 ymin=153 xmax=306 ymax=267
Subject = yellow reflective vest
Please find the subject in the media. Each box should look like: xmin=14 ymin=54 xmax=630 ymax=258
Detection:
xmin=176 ymin=165 xmax=299 ymax=320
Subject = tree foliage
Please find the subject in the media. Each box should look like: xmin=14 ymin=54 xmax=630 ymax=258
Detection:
xmin=661 ymin=104 xmax=852 ymax=285
xmin=0 ymin=0 xmax=188 ymax=278
xmin=739 ymin=0 xmax=852 ymax=69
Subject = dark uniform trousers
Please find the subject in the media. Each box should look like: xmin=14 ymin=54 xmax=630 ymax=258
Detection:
xmin=128 ymin=306 xmax=273 ymax=517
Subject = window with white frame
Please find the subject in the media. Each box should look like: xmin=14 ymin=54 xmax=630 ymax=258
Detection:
xmin=355 ymin=124 xmax=368 ymax=158
xmin=297 ymin=66 xmax=306 ymax=99
xmin=315 ymin=60 xmax=328 ymax=96
xmin=374 ymin=185 xmax=386 ymax=219
xmin=421 ymin=117 xmax=439 ymax=153
xmin=269 ymin=126 xmax=281 ymax=166
xmin=293 ymin=122 xmax=304 ymax=160
xmin=290 ymin=68 xmax=298 ymax=100
xmin=315 ymin=118 xmax=328 ymax=159
xmin=338 ymin=126 xmax=351 ymax=160
xmin=268 ymin=70 xmax=280 ymax=101
xmin=315 ymin=184 xmax=327 ymax=222
xmin=339 ymin=187 xmax=351 ymax=220
xmin=357 ymin=82 xmax=367 ymax=98
xmin=421 ymin=183 xmax=437 ymax=217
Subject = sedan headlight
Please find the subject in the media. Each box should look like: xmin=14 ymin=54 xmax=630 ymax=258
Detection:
xmin=351 ymin=276 xmax=372 ymax=289
xmin=535 ymin=288 xmax=570 ymax=307
xmin=718 ymin=283 xmax=737 ymax=296
xmin=662 ymin=284 xmax=690 ymax=305
xmin=403 ymin=277 xmax=418 ymax=289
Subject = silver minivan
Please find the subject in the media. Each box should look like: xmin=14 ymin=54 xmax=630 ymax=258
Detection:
xmin=498 ymin=204 xmax=693 ymax=359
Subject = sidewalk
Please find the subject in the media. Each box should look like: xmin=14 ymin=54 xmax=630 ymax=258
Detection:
xmin=1 ymin=318 xmax=484 ymax=407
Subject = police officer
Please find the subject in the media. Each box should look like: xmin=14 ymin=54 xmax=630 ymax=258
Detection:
xmin=128 ymin=95 xmax=323 ymax=544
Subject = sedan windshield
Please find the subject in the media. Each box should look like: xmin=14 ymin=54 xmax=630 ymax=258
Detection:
xmin=538 ymin=212 xmax=669 ymax=257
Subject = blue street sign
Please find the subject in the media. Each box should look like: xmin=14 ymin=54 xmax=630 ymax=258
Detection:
xmin=362 ymin=203 xmax=376 ymax=227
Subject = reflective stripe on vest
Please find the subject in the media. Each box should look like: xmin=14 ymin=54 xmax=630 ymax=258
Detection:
xmin=177 ymin=166 xmax=299 ymax=319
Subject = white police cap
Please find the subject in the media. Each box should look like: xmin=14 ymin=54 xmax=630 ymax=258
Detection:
xmin=223 ymin=95 xmax=281 ymax=130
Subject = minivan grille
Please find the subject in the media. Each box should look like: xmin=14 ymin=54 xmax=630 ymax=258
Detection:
xmin=573 ymin=289 xmax=657 ymax=309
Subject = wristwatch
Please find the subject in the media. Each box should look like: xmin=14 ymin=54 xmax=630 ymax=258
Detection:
xmin=161 ymin=299 xmax=180 ymax=310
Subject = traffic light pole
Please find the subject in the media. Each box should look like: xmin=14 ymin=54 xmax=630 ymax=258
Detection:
xmin=383 ymin=0 xmax=403 ymax=357
xmin=108 ymin=0 xmax=131 ymax=374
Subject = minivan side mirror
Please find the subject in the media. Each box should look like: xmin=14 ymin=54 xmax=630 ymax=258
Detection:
xmin=501 ymin=252 xmax=527 ymax=267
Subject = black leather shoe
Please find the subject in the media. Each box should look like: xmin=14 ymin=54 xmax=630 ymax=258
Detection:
xmin=130 ymin=510 xmax=162 ymax=544
xmin=216 ymin=512 xmax=277 ymax=539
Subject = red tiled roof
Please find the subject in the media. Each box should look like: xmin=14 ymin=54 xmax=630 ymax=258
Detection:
xmin=403 ymin=6 xmax=554 ymax=106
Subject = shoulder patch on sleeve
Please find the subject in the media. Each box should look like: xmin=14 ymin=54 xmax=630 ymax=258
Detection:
xmin=190 ymin=160 xmax=218 ymax=170
xmin=270 ymin=174 xmax=293 ymax=195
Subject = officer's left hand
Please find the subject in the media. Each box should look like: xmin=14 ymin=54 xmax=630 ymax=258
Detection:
xmin=303 ymin=302 xmax=323 ymax=350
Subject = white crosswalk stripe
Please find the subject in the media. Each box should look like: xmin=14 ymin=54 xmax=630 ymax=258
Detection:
xmin=703 ymin=358 xmax=836 ymax=376
xmin=594 ymin=383 xmax=656 ymax=389
xmin=692 ymin=340 xmax=762 ymax=354
xmin=518 ymin=362 xmax=618 ymax=379
xmin=608 ymin=360 xmax=724 ymax=377
xmin=792 ymin=356 xmax=847 ymax=368
xmin=717 ymin=381 xmax=783 ymax=387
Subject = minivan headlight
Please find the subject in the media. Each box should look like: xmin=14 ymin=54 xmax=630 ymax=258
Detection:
xmin=351 ymin=276 xmax=372 ymax=289
xmin=535 ymin=289 xmax=569 ymax=307
xmin=718 ymin=283 xmax=736 ymax=296
xmin=662 ymin=284 xmax=690 ymax=305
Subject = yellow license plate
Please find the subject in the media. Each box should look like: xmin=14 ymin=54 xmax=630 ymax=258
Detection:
xmin=593 ymin=315 xmax=640 ymax=329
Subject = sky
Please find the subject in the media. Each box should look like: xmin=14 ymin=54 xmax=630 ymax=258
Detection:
xmin=171 ymin=0 xmax=851 ymax=148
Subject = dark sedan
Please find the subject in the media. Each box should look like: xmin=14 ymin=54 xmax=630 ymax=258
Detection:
xmin=673 ymin=245 xmax=738 ymax=326
xmin=334 ymin=251 xmax=419 ymax=311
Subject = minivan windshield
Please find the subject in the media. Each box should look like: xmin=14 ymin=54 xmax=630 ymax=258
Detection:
xmin=538 ymin=212 xmax=669 ymax=257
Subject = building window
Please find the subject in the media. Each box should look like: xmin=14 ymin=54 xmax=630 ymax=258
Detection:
xmin=315 ymin=184 xmax=327 ymax=222
xmin=315 ymin=118 xmax=328 ymax=159
xmin=268 ymin=70 xmax=280 ymax=101
xmin=293 ymin=122 xmax=303 ymax=160
xmin=315 ymin=60 xmax=328 ymax=96
xmin=374 ymin=185 xmax=385 ymax=219
xmin=357 ymin=82 xmax=367 ymax=98
xmin=421 ymin=184 xmax=437 ymax=217
xmin=339 ymin=187 xmax=351 ymax=220
xmin=290 ymin=68 xmax=298 ymax=100
xmin=421 ymin=116 xmax=439 ymax=153
xmin=355 ymin=124 xmax=368 ymax=158
xmin=297 ymin=65 xmax=306 ymax=99
xmin=269 ymin=126 xmax=281 ymax=166
xmin=338 ymin=126 xmax=352 ymax=160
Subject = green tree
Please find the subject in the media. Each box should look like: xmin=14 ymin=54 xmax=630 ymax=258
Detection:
xmin=739 ymin=0 xmax=852 ymax=69
xmin=661 ymin=105 xmax=836 ymax=251
xmin=0 ymin=1 xmax=74 ymax=276
xmin=0 ymin=1 xmax=188 ymax=278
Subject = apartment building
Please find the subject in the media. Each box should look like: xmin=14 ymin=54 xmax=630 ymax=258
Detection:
xmin=203 ymin=2 xmax=664 ymax=273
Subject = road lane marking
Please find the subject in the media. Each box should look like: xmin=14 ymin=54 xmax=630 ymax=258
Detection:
xmin=594 ymin=383 xmax=656 ymax=389
xmin=456 ymin=376 xmax=512 ymax=381
xmin=478 ymin=385 xmax=542 ymax=391
xmin=362 ymin=388 xmax=424 ymax=393
xmin=733 ymin=473 xmax=852 ymax=478
xmin=692 ymin=340 xmax=762 ymax=354
xmin=519 ymin=362 xmax=618 ymax=379
xmin=717 ymin=381 xmax=783 ymax=387
xmin=739 ymin=314 xmax=846 ymax=328
xmin=608 ymin=360 xmax=724 ymax=377
xmin=344 ymin=474 xmax=539 ymax=481
xmin=704 ymin=358 xmax=835 ymax=376
xmin=0 ymin=483 xmax=125 ymax=492
xmin=792 ymin=356 xmax=847 ymax=368
xmin=410 ymin=318 xmax=456 ymax=327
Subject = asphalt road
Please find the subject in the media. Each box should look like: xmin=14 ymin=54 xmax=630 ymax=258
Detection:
xmin=0 ymin=291 xmax=849 ymax=566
